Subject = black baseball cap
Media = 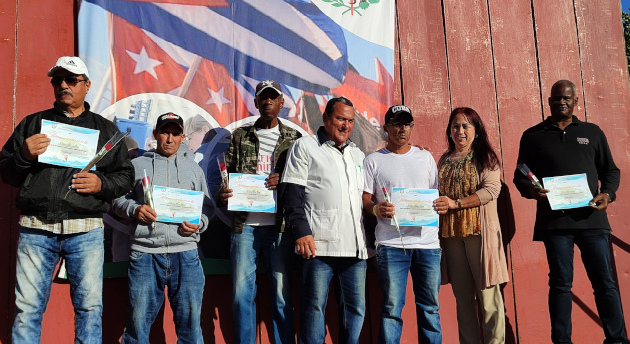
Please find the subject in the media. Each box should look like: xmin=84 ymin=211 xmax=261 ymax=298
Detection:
xmin=255 ymin=79 xmax=283 ymax=97
xmin=155 ymin=112 xmax=184 ymax=131
xmin=384 ymin=105 xmax=413 ymax=123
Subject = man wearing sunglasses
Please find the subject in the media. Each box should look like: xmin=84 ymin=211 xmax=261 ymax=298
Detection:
xmin=0 ymin=56 xmax=134 ymax=344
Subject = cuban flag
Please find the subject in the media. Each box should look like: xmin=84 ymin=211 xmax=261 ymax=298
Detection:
xmin=85 ymin=0 xmax=348 ymax=94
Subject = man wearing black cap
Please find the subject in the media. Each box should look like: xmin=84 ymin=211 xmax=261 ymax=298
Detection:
xmin=113 ymin=112 xmax=211 ymax=343
xmin=0 ymin=56 xmax=134 ymax=344
xmin=218 ymin=80 xmax=301 ymax=344
xmin=362 ymin=105 xmax=442 ymax=343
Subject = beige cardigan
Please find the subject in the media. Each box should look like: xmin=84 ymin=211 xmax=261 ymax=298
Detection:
xmin=441 ymin=166 xmax=510 ymax=289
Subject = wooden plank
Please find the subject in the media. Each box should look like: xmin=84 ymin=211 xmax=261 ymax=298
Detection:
xmin=0 ymin=1 xmax=18 ymax=341
xmin=442 ymin=0 xmax=500 ymax=148
xmin=574 ymin=0 xmax=630 ymax=334
xmin=533 ymin=0 xmax=585 ymax=120
xmin=397 ymin=0 xmax=450 ymax=150
xmin=486 ymin=0 xmax=545 ymax=342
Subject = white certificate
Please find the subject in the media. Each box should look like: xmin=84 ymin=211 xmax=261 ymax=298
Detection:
xmin=152 ymin=186 xmax=204 ymax=225
xmin=228 ymin=173 xmax=276 ymax=213
xmin=39 ymin=119 xmax=99 ymax=169
xmin=542 ymin=173 xmax=593 ymax=210
xmin=390 ymin=188 xmax=439 ymax=227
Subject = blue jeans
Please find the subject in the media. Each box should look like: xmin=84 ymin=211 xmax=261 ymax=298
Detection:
xmin=376 ymin=245 xmax=442 ymax=344
xmin=12 ymin=226 xmax=104 ymax=344
xmin=300 ymin=256 xmax=367 ymax=344
xmin=122 ymin=249 xmax=205 ymax=344
xmin=231 ymin=224 xmax=295 ymax=344
xmin=543 ymin=229 xmax=629 ymax=344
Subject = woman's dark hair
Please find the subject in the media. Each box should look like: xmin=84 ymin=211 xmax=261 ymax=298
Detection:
xmin=438 ymin=107 xmax=500 ymax=172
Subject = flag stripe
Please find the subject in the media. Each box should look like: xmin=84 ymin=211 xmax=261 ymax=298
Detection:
xmin=86 ymin=0 xmax=348 ymax=93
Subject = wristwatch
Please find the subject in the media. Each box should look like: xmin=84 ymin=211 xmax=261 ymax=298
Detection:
xmin=456 ymin=199 xmax=462 ymax=208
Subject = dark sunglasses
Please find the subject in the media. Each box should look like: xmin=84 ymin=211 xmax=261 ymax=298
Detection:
xmin=388 ymin=122 xmax=414 ymax=130
xmin=50 ymin=75 xmax=87 ymax=87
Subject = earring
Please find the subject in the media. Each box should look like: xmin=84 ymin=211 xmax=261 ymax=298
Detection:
xmin=475 ymin=134 xmax=478 ymax=138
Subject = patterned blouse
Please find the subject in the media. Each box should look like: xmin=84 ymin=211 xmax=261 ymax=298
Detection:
xmin=438 ymin=151 xmax=481 ymax=238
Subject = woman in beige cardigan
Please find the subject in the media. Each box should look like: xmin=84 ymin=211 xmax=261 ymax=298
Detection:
xmin=433 ymin=107 xmax=509 ymax=344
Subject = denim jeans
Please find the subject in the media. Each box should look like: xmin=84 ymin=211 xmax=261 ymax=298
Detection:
xmin=231 ymin=224 xmax=295 ymax=344
xmin=12 ymin=226 xmax=104 ymax=344
xmin=543 ymin=229 xmax=629 ymax=344
xmin=122 ymin=249 xmax=205 ymax=344
xmin=300 ymin=256 xmax=367 ymax=344
xmin=376 ymin=245 xmax=442 ymax=344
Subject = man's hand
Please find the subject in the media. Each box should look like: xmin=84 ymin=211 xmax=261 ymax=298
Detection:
xmin=134 ymin=204 xmax=157 ymax=224
xmin=295 ymin=235 xmax=317 ymax=259
xmin=180 ymin=221 xmax=200 ymax=236
xmin=72 ymin=172 xmax=102 ymax=194
xmin=589 ymin=193 xmax=610 ymax=211
xmin=218 ymin=187 xmax=233 ymax=207
xmin=374 ymin=201 xmax=396 ymax=218
xmin=22 ymin=134 xmax=51 ymax=161
xmin=265 ymin=173 xmax=280 ymax=190
xmin=529 ymin=185 xmax=550 ymax=201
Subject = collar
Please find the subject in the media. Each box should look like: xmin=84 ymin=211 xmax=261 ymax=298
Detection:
xmin=543 ymin=115 xmax=581 ymax=129
xmin=53 ymin=102 xmax=91 ymax=118
xmin=317 ymin=126 xmax=351 ymax=152
xmin=246 ymin=117 xmax=285 ymax=135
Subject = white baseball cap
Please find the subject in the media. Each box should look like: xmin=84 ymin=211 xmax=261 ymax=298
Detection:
xmin=47 ymin=56 xmax=90 ymax=78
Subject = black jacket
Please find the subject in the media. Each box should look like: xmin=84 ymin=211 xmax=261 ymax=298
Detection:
xmin=0 ymin=103 xmax=135 ymax=220
xmin=513 ymin=116 xmax=620 ymax=240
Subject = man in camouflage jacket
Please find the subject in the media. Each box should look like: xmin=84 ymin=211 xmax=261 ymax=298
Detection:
xmin=218 ymin=80 xmax=301 ymax=344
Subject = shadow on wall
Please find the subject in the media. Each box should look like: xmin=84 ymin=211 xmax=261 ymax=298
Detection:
xmin=497 ymin=181 xmax=517 ymax=344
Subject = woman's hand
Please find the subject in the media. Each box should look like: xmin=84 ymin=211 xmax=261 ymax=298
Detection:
xmin=433 ymin=196 xmax=456 ymax=214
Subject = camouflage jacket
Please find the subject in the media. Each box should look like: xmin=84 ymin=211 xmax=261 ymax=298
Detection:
xmin=225 ymin=119 xmax=302 ymax=233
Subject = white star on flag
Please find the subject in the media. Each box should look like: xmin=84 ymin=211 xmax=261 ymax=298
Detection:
xmin=126 ymin=46 xmax=163 ymax=79
xmin=206 ymin=87 xmax=231 ymax=111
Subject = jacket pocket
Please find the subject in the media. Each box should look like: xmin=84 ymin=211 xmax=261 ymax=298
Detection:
xmin=309 ymin=209 xmax=339 ymax=242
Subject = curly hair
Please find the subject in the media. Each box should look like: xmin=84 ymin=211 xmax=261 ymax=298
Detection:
xmin=438 ymin=107 xmax=500 ymax=172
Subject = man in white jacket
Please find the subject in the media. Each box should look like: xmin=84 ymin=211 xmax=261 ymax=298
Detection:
xmin=283 ymin=97 xmax=368 ymax=344
xmin=113 ymin=112 xmax=211 ymax=344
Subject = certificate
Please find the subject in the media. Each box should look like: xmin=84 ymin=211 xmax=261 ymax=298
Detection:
xmin=543 ymin=173 xmax=593 ymax=210
xmin=390 ymin=188 xmax=439 ymax=227
xmin=152 ymin=186 xmax=204 ymax=225
xmin=227 ymin=173 xmax=276 ymax=213
xmin=39 ymin=119 xmax=99 ymax=169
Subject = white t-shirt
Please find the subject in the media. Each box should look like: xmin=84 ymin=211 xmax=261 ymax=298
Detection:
xmin=363 ymin=146 xmax=440 ymax=249
xmin=245 ymin=125 xmax=280 ymax=226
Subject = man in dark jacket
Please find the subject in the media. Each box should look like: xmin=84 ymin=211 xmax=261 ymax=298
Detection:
xmin=514 ymin=80 xmax=628 ymax=344
xmin=0 ymin=56 xmax=134 ymax=344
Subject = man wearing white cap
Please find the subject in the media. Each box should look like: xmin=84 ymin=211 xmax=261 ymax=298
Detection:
xmin=0 ymin=56 xmax=134 ymax=344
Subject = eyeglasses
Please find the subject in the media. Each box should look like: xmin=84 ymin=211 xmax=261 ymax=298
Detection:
xmin=50 ymin=75 xmax=87 ymax=87
xmin=388 ymin=122 xmax=414 ymax=130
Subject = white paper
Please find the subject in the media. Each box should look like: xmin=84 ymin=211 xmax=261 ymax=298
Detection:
xmin=390 ymin=188 xmax=439 ymax=227
xmin=543 ymin=173 xmax=593 ymax=210
xmin=152 ymin=185 xmax=204 ymax=224
xmin=227 ymin=173 xmax=276 ymax=213
xmin=39 ymin=119 xmax=99 ymax=169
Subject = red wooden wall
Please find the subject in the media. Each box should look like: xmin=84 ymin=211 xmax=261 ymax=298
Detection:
xmin=1 ymin=0 xmax=629 ymax=343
